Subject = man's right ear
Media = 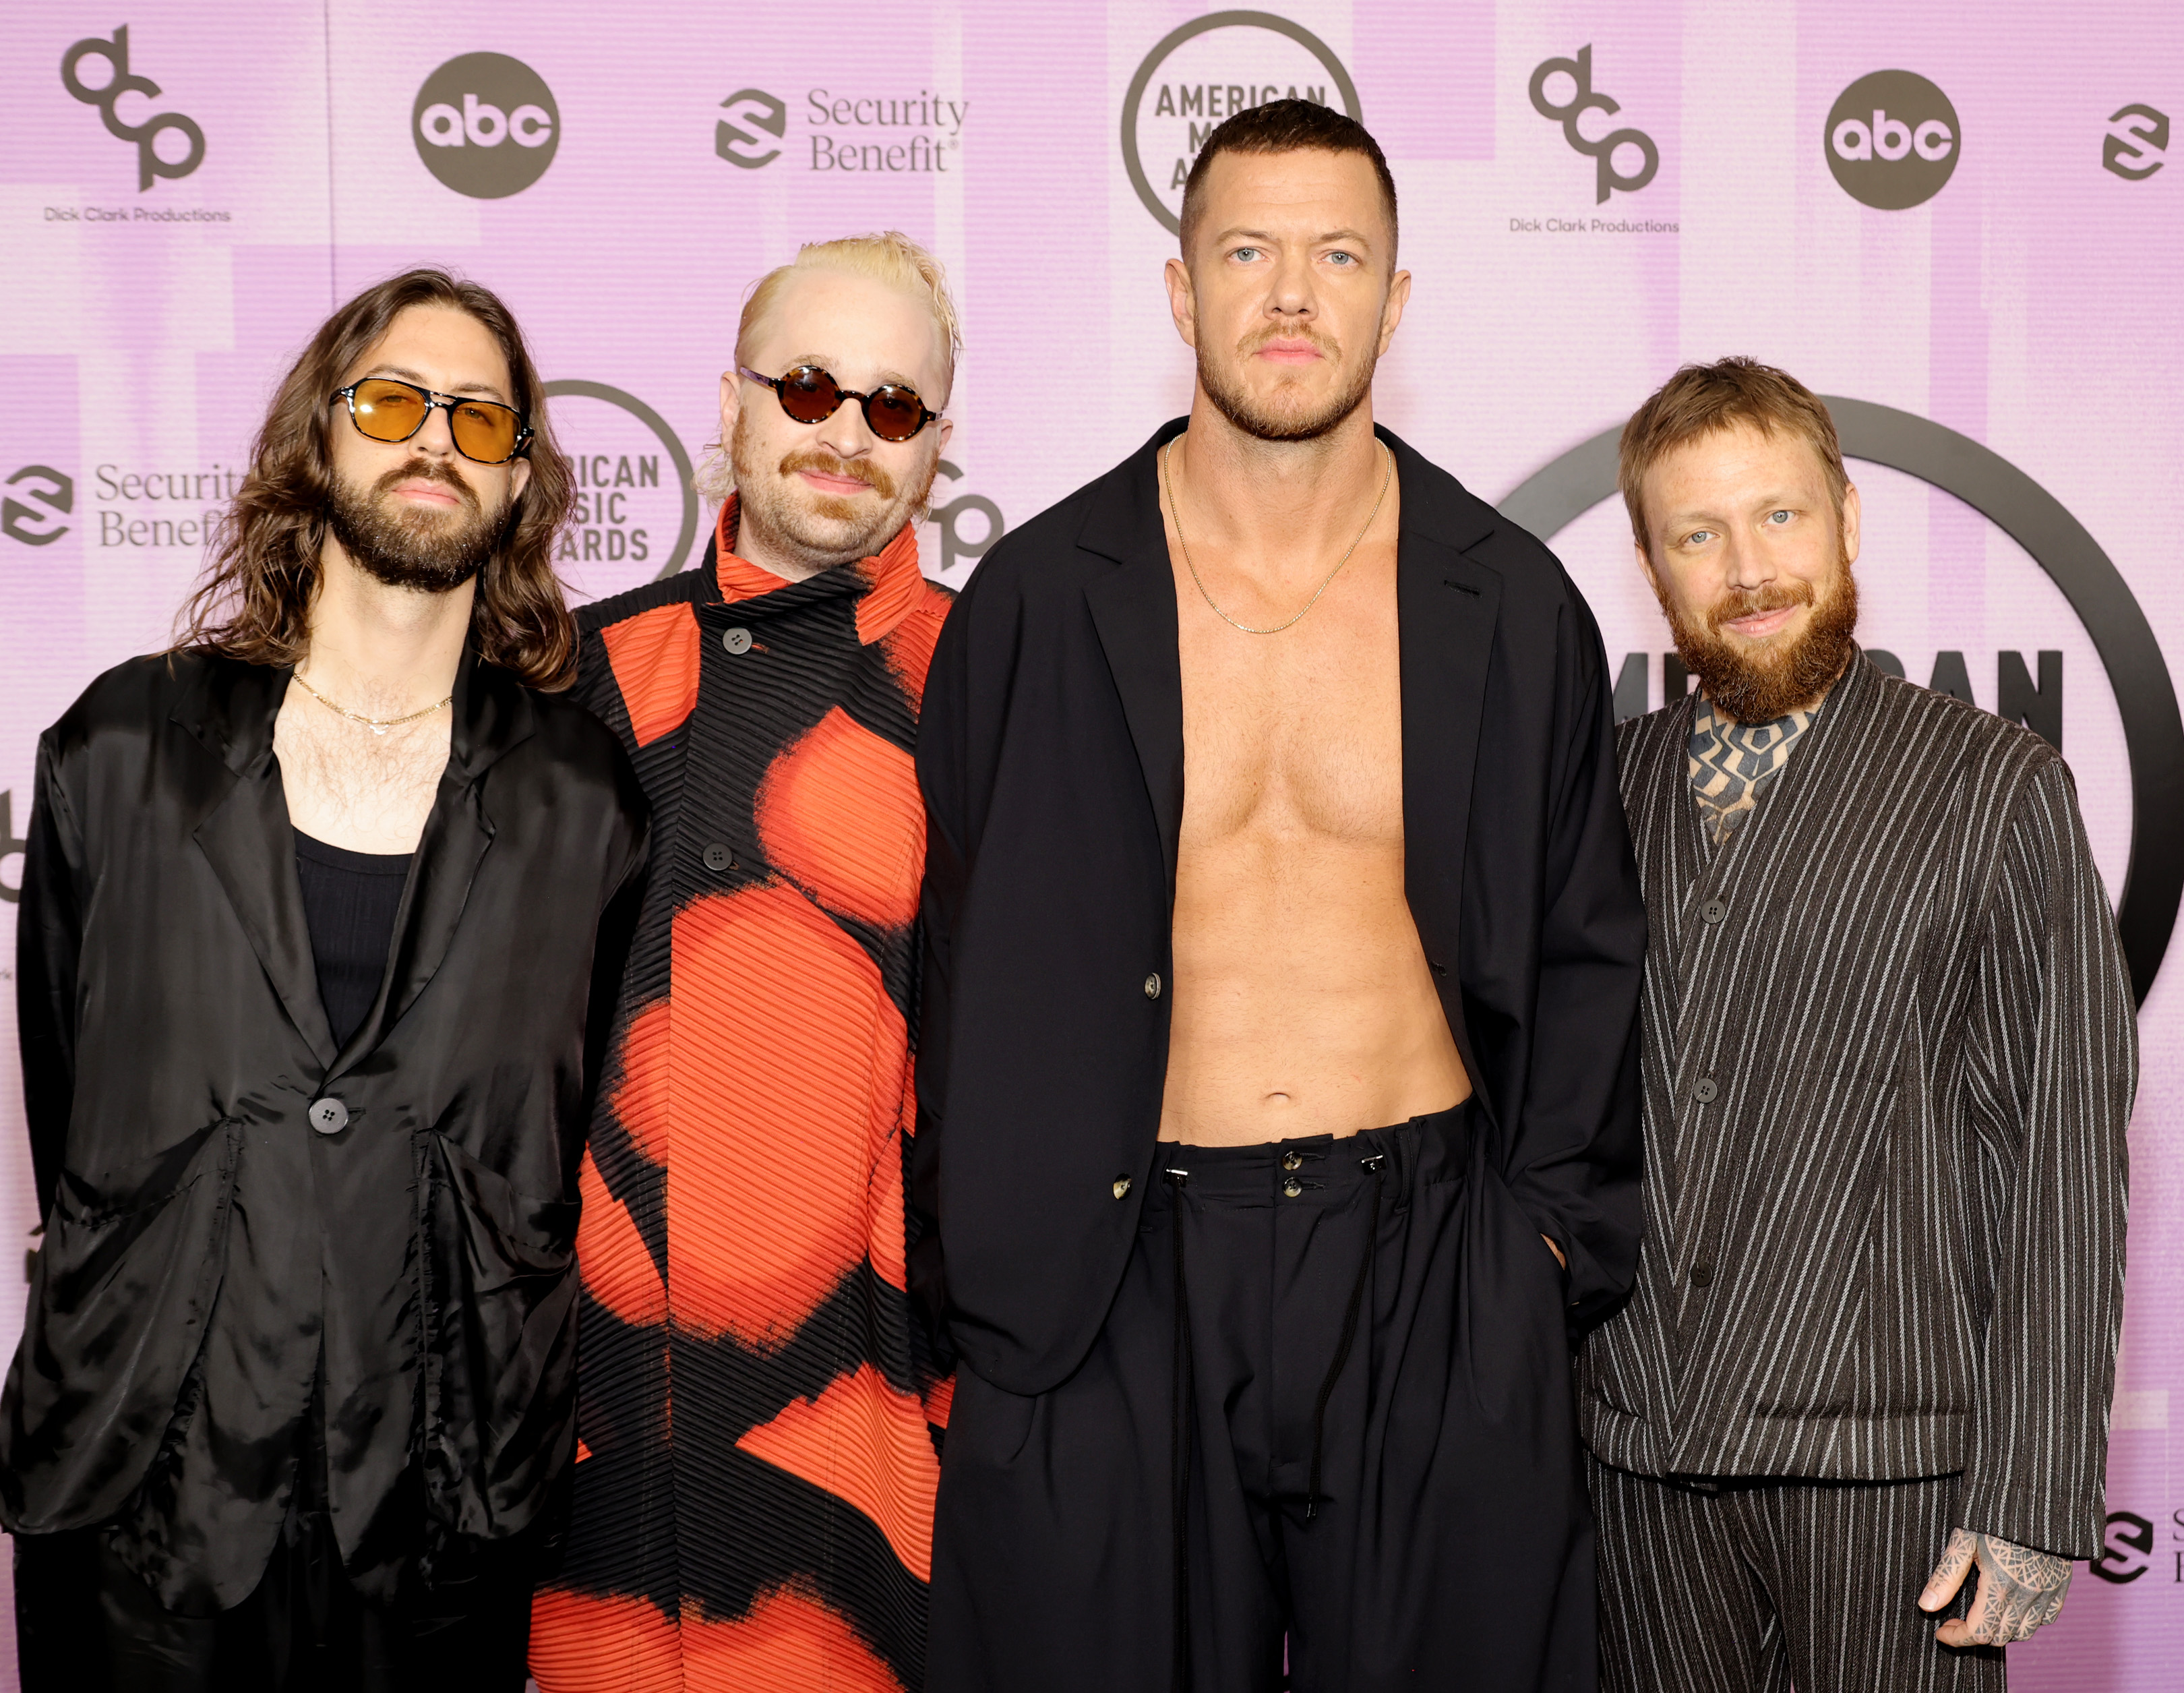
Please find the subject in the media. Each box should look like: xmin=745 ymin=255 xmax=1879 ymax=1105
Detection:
xmin=718 ymin=368 xmax=742 ymax=441
xmin=1163 ymin=256 xmax=1199 ymax=350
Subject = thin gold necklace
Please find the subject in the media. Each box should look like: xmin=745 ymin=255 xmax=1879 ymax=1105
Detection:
xmin=290 ymin=669 xmax=452 ymax=737
xmin=1161 ymin=436 xmax=1393 ymax=635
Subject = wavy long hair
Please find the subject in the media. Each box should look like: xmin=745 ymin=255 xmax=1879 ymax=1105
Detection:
xmin=176 ymin=268 xmax=578 ymax=688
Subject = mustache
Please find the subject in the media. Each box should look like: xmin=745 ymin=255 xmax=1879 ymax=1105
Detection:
xmin=1705 ymin=578 xmax=1813 ymax=634
xmin=1238 ymin=320 xmax=1339 ymax=361
xmin=779 ymin=448 xmax=897 ymax=502
xmin=371 ymin=456 xmax=479 ymax=511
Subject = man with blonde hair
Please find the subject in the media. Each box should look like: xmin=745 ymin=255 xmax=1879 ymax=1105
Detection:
xmin=1581 ymin=356 xmax=2133 ymax=1692
xmin=529 ymin=232 xmax=959 ymax=1693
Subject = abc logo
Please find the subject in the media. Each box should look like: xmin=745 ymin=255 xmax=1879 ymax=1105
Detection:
xmin=1826 ymin=70 xmax=1960 ymax=210
xmin=412 ymin=53 xmax=559 ymax=199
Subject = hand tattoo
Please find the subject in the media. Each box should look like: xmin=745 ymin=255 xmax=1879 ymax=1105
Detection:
xmin=1919 ymin=1526 xmax=2073 ymax=1646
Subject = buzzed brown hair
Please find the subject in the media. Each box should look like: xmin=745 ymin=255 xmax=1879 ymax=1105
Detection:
xmin=1619 ymin=357 xmax=1848 ymax=552
xmin=1179 ymin=98 xmax=1399 ymax=262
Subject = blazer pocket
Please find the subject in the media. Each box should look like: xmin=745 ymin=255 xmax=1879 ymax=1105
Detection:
xmin=44 ymin=1119 xmax=237 ymax=1312
xmin=8 ymin=1118 xmax=241 ymax=1531
xmin=430 ymin=1133 xmax=578 ymax=1288
xmin=423 ymin=1133 xmax=580 ymax=1534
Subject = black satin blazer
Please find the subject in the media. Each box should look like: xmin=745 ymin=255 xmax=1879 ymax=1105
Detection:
xmin=3 ymin=649 xmax=646 ymax=1608
xmin=913 ymin=421 xmax=1648 ymax=1396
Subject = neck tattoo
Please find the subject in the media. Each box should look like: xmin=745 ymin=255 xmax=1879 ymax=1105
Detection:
xmin=1688 ymin=693 xmax=1817 ymax=845
xmin=1161 ymin=436 xmax=1394 ymax=635
xmin=291 ymin=669 xmax=453 ymax=737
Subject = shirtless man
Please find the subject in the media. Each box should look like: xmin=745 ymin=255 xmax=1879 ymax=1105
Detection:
xmin=6 ymin=270 xmax=644 ymax=1691
xmin=913 ymin=102 xmax=1646 ymax=1692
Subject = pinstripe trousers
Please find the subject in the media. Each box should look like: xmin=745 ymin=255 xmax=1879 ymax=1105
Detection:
xmin=1589 ymin=1459 xmax=2006 ymax=1692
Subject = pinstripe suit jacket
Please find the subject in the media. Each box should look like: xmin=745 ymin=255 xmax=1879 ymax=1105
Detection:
xmin=1576 ymin=651 xmax=2134 ymax=1560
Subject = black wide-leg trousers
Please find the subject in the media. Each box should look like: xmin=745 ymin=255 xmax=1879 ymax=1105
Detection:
xmin=928 ymin=1102 xmax=1597 ymax=1693
xmin=1589 ymin=1460 xmax=2006 ymax=1693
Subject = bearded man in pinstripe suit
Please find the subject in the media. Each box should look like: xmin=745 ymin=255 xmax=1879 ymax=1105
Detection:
xmin=1579 ymin=358 xmax=2135 ymax=1693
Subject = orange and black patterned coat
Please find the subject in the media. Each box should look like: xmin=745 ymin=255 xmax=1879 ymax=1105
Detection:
xmin=530 ymin=500 xmax=954 ymax=1693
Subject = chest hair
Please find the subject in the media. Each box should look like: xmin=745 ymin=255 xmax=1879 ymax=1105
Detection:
xmin=273 ymin=692 xmax=450 ymax=851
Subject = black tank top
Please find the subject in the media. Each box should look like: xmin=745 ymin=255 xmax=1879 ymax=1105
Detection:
xmin=293 ymin=830 xmax=411 ymax=1049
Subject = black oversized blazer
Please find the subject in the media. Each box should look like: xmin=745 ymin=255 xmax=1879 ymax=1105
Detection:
xmin=914 ymin=421 xmax=1648 ymax=1396
xmin=4 ymin=649 xmax=646 ymax=1604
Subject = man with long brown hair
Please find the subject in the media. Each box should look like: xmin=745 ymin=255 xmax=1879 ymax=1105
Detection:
xmin=1581 ymin=357 xmax=2133 ymax=1692
xmin=4 ymin=268 xmax=646 ymax=1692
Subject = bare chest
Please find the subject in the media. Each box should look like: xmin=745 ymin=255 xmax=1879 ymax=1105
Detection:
xmin=273 ymin=689 xmax=451 ymax=853
xmin=1172 ymin=541 xmax=1404 ymax=845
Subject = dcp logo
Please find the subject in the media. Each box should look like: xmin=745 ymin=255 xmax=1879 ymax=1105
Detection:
xmin=930 ymin=461 xmax=1004 ymax=579
xmin=2104 ymin=104 xmax=2168 ymax=180
xmin=3 ymin=467 xmax=74 ymax=547
xmin=1529 ymin=45 xmax=1658 ymax=204
xmin=61 ymin=26 xmax=204 ymax=193
xmin=718 ymin=89 xmax=787 ymax=169
xmin=413 ymin=53 xmax=559 ymax=200
xmin=1826 ymin=70 xmax=1959 ymax=210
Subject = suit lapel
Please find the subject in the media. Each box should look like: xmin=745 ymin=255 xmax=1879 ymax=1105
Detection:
xmin=326 ymin=652 xmax=533 ymax=1081
xmin=1391 ymin=434 xmax=1501 ymax=1092
xmin=180 ymin=660 xmax=338 ymax=1069
xmin=1081 ymin=423 xmax=1188 ymax=900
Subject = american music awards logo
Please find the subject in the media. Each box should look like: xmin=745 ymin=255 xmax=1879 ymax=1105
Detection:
xmin=1500 ymin=403 xmax=2183 ymax=1003
xmin=1120 ymin=11 xmax=1360 ymax=235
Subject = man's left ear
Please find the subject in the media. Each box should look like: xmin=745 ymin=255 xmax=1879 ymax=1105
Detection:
xmin=1376 ymin=268 xmax=1414 ymax=357
xmin=508 ymin=456 xmax=532 ymax=502
xmin=1840 ymin=481 xmax=1862 ymax=568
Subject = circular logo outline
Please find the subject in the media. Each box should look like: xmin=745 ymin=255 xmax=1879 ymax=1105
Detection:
xmin=412 ymin=52 xmax=560 ymax=201
xmin=1120 ymin=10 xmax=1362 ymax=235
xmin=542 ymin=380 xmax=699 ymax=583
xmin=1497 ymin=398 xmax=2184 ymax=1003
xmin=1825 ymin=69 xmax=1960 ymax=210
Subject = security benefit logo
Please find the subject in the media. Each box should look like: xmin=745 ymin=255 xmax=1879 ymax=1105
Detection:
xmin=2088 ymin=1508 xmax=2184 ymax=1585
xmin=3 ymin=467 xmax=74 ymax=548
xmin=413 ymin=54 xmax=559 ymax=199
xmin=718 ymin=90 xmax=787 ymax=168
xmin=1121 ymin=11 xmax=1361 ymax=233
xmin=60 ymin=26 xmax=204 ymax=192
xmin=715 ymin=86 xmax=966 ymax=174
xmin=2104 ymin=105 xmax=2168 ymax=180
xmin=1528 ymin=46 xmax=1658 ymax=204
xmin=1826 ymin=71 xmax=1959 ymax=210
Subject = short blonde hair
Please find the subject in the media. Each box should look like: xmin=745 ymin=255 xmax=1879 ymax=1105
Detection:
xmin=741 ymin=231 xmax=961 ymax=398
xmin=698 ymin=231 xmax=963 ymax=503
xmin=1618 ymin=357 xmax=1848 ymax=552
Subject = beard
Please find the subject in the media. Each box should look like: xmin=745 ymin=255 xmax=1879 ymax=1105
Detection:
xmin=1658 ymin=552 xmax=1862 ymax=723
xmin=729 ymin=405 xmax=938 ymax=572
xmin=326 ymin=456 xmax=507 ymax=593
xmin=1198 ymin=318 xmax=1378 ymax=443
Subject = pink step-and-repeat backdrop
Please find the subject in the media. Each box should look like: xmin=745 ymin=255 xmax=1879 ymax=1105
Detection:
xmin=3 ymin=1 xmax=2179 ymax=1684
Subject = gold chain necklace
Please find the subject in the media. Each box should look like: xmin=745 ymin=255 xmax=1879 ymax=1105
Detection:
xmin=290 ymin=669 xmax=453 ymax=737
xmin=1161 ymin=436 xmax=1393 ymax=635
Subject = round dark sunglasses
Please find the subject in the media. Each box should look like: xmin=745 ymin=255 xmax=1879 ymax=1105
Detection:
xmin=332 ymin=377 xmax=533 ymax=466
xmin=739 ymin=364 xmax=942 ymax=443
